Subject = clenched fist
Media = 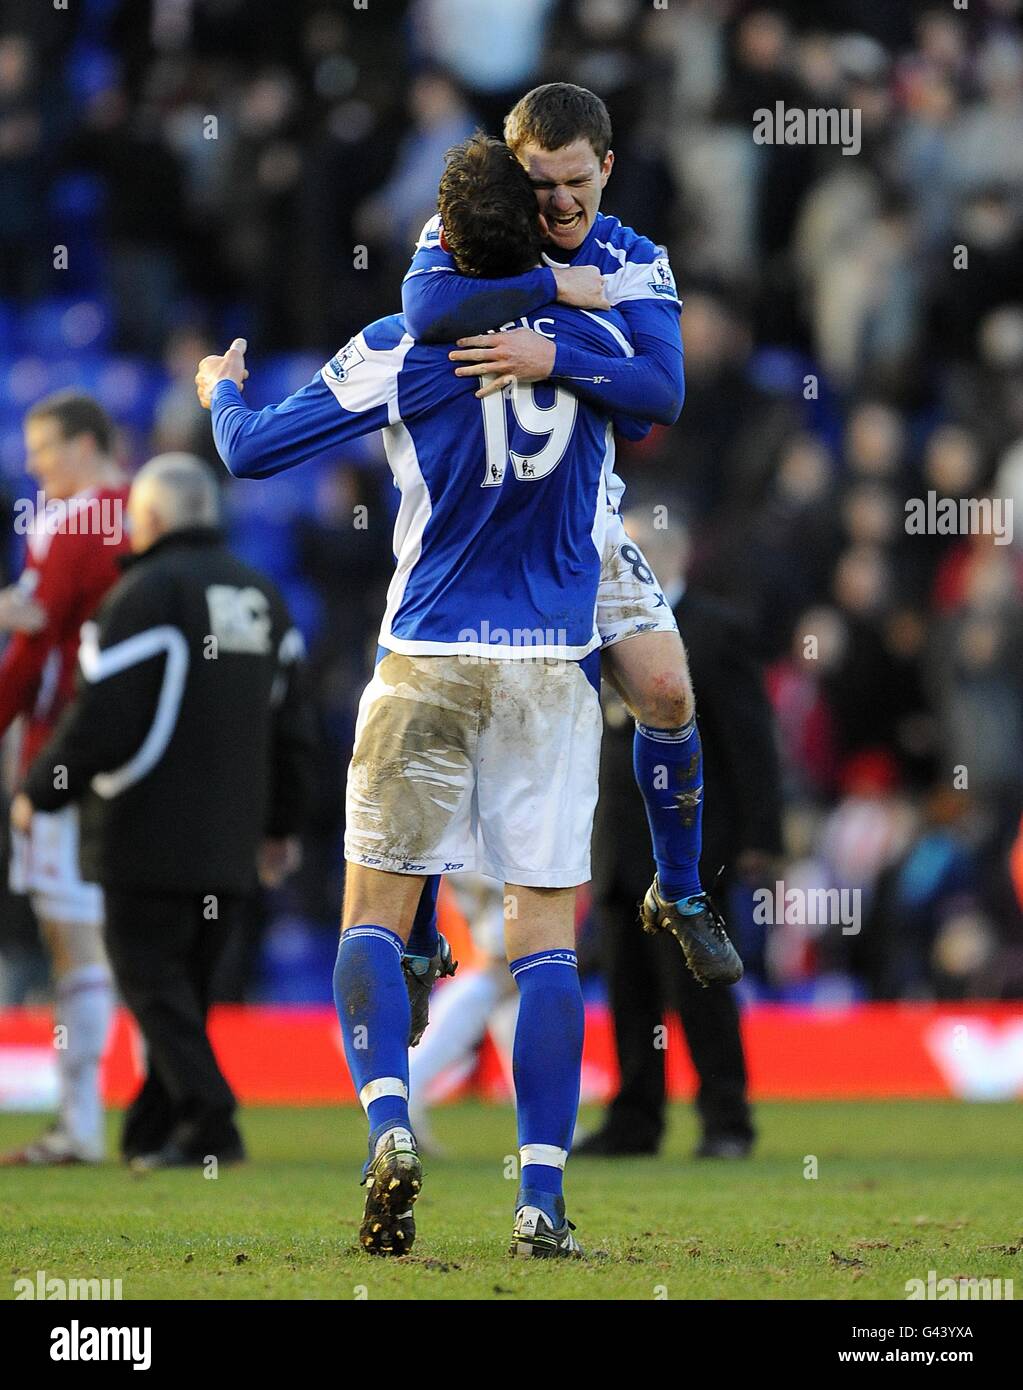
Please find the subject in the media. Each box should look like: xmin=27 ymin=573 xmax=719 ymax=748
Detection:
xmin=552 ymin=265 xmax=610 ymax=310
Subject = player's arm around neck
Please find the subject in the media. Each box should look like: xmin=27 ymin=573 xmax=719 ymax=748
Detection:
xmin=401 ymin=220 xmax=607 ymax=342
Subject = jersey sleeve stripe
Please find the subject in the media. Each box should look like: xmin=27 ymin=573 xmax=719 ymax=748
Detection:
xmin=579 ymin=310 xmax=636 ymax=358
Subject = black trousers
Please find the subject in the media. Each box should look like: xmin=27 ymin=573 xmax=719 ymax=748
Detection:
xmin=103 ymin=887 xmax=243 ymax=1159
xmin=595 ymin=880 xmax=753 ymax=1146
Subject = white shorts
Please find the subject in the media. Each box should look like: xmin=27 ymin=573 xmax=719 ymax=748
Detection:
xmin=597 ymin=511 xmax=679 ymax=648
xmin=345 ymin=652 xmax=602 ymax=888
xmin=9 ymin=805 xmax=104 ymax=926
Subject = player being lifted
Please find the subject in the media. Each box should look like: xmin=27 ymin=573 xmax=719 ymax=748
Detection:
xmin=197 ymin=135 xmax=643 ymax=1258
xmin=400 ymin=83 xmax=742 ymax=1039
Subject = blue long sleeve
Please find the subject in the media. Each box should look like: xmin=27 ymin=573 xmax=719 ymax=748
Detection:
xmin=615 ymin=414 xmax=652 ymax=442
xmin=402 ymin=265 xmax=559 ymax=342
xmin=552 ymin=298 xmax=684 ymax=426
xmin=212 ymin=375 xmax=389 ymax=479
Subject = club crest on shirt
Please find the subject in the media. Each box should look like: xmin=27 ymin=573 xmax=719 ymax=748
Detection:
xmin=326 ymin=339 xmax=366 ymax=382
xmin=647 ymin=257 xmax=677 ymax=296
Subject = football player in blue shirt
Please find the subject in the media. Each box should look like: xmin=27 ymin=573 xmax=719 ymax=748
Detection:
xmin=197 ymin=135 xmax=643 ymax=1260
xmin=400 ymin=84 xmax=742 ymax=1045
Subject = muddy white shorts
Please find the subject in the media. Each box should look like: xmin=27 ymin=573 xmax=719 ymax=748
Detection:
xmin=597 ymin=510 xmax=679 ymax=648
xmin=9 ymin=805 xmax=104 ymax=926
xmin=345 ymin=651 xmax=602 ymax=888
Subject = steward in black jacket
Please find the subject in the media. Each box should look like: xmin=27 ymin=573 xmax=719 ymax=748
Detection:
xmin=24 ymin=523 xmax=312 ymax=893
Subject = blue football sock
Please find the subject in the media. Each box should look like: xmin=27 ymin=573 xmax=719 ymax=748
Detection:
xmin=332 ymin=926 xmax=411 ymax=1141
xmin=405 ymin=875 xmax=440 ymax=960
xmin=633 ymin=716 xmax=704 ymax=902
xmin=510 ymin=949 xmax=584 ymax=1210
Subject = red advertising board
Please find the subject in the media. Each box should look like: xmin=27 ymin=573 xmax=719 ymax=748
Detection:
xmin=2 ymin=1001 xmax=1022 ymax=1107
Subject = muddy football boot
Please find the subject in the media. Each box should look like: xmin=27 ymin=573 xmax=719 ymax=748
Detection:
xmin=402 ymin=934 xmax=458 ymax=1047
xmin=359 ymin=1125 xmax=422 ymax=1256
xmin=640 ymin=876 xmax=743 ymax=986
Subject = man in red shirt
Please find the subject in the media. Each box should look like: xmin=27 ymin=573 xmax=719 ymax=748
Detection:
xmin=0 ymin=392 xmax=130 ymax=1164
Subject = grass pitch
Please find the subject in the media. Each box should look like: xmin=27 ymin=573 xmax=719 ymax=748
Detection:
xmin=1 ymin=1101 xmax=1020 ymax=1300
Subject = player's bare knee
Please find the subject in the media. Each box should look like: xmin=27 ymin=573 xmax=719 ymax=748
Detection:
xmin=635 ymin=672 xmax=695 ymax=730
xmin=341 ymin=864 xmax=422 ymax=940
xmin=39 ymin=917 xmax=107 ymax=976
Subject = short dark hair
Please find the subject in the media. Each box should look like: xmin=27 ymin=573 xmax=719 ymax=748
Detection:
xmin=437 ymin=132 xmax=544 ymax=278
xmin=25 ymin=390 xmax=113 ymax=455
xmin=504 ymin=83 xmax=612 ymax=162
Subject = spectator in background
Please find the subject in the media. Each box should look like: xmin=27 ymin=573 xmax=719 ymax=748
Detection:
xmin=929 ymin=185 xmax=1023 ymax=370
xmin=0 ymin=33 xmax=47 ymax=301
xmin=294 ymin=465 xmax=391 ymax=689
xmin=62 ymin=80 xmax=187 ymax=354
xmin=948 ymin=306 xmax=1023 ymax=459
xmin=291 ymin=465 xmax=392 ymax=925
xmin=294 ymin=11 xmax=409 ymax=344
xmin=716 ymin=8 xmax=818 ymax=263
xmin=410 ymin=0 xmax=556 ymax=132
xmin=544 ymin=1 xmax=678 ymax=242
xmin=857 ymin=786 xmax=989 ymax=1000
xmin=220 ymin=70 xmax=307 ymax=347
xmin=926 ymin=533 xmax=1023 ymax=814
xmin=699 ymin=430 xmax=839 ymax=658
xmin=151 ymin=326 xmax=221 ymax=471
xmin=622 ymin=287 xmax=797 ymax=524
xmin=355 ymin=69 xmax=476 ymax=265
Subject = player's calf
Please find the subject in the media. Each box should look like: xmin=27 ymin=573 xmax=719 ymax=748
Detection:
xmin=506 ymin=899 xmax=586 ymax=1261
xmin=333 ymin=921 xmax=419 ymax=1253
